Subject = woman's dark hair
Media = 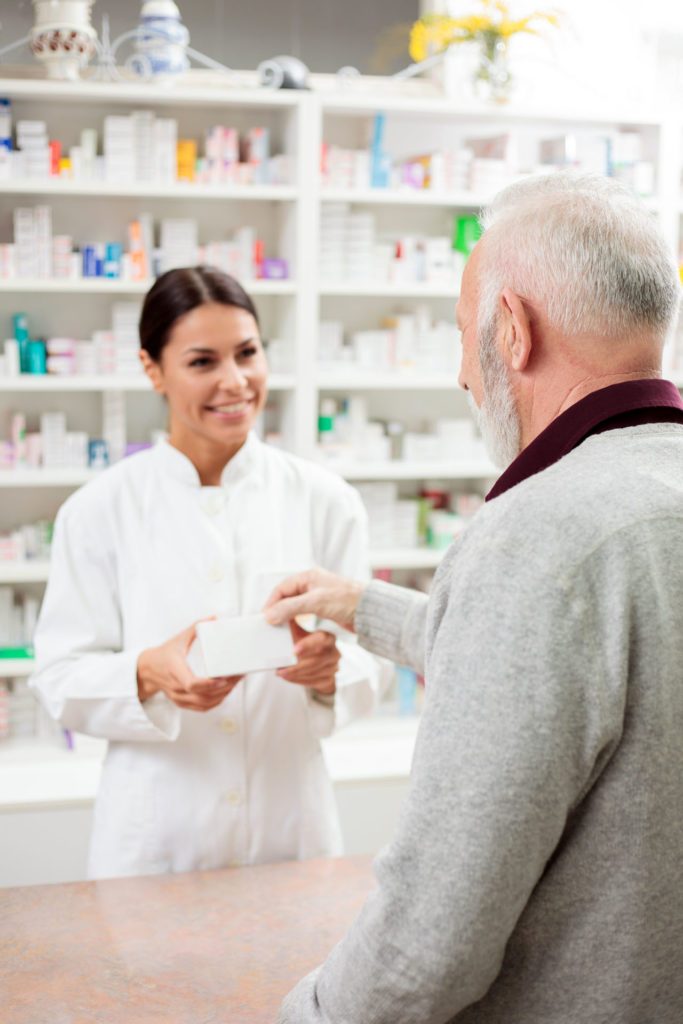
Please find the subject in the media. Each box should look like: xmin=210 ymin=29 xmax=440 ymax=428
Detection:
xmin=139 ymin=266 xmax=260 ymax=362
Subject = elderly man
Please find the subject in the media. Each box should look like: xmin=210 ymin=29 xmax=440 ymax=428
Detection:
xmin=267 ymin=174 xmax=683 ymax=1023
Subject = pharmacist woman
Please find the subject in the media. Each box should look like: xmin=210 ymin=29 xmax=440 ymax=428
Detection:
xmin=30 ymin=266 xmax=386 ymax=880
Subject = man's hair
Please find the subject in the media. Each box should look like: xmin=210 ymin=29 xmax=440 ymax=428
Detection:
xmin=478 ymin=173 xmax=680 ymax=342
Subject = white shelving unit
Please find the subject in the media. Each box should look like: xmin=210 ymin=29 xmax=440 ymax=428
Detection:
xmin=0 ymin=181 xmax=298 ymax=201
xmin=0 ymin=562 xmax=49 ymax=583
xmin=0 ymin=74 xmax=682 ymax=779
xmin=332 ymin=460 xmax=496 ymax=481
xmin=0 ymin=278 xmax=297 ymax=295
xmin=319 ymin=281 xmax=461 ymax=297
xmin=0 ymin=468 xmax=97 ymax=487
xmin=0 ymin=374 xmax=295 ymax=392
xmin=368 ymin=548 xmax=444 ymax=570
xmin=321 ymin=187 xmax=491 ymax=207
xmin=0 ymin=660 xmax=33 ymax=678
xmin=317 ymin=373 xmax=459 ymax=390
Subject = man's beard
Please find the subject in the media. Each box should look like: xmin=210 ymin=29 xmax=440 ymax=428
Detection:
xmin=468 ymin=311 xmax=522 ymax=470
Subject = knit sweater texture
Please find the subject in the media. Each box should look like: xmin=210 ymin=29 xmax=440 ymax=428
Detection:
xmin=278 ymin=423 xmax=683 ymax=1024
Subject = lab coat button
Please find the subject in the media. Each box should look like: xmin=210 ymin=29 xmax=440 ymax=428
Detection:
xmin=220 ymin=717 xmax=238 ymax=734
xmin=208 ymin=564 xmax=225 ymax=583
xmin=226 ymin=789 xmax=242 ymax=806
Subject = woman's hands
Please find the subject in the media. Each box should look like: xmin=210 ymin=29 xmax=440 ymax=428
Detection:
xmin=264 ymin=567 xmax=365 ymax=634
xmin=137 ymin=622 xmax=242 ymax=711
xmin=137 ymin=589 xmax=353 ymax=709
xmin=276 ymin=621 xmax=341 ymax=696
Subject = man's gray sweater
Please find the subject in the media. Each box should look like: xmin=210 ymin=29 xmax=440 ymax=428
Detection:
xmin=279 ymin=423 xmax=683 ymax=1023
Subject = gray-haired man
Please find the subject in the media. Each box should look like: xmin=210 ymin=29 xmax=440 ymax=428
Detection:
xmin=267 ymin=174 xmax=683 ymax=1023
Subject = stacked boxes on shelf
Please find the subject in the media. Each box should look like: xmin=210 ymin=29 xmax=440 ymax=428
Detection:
xmin=0 ymin=410 xmax=89 ymax=471
xmin=0 ymin=305 xmax=144 ymax=379
xmin=320 ymin=203 xmax=467 ymax=286
xmin=0 ymin=586 xmax=38 ymax=657
xmin=0 ymin=101 xmax=290 ymax=188
xmin=0 ymin=401 xmax=160 ymax=473
xmin=321 ymin=127 xmax=656 ymax=198
xmin=0 ymin=678 xmax=64 ymax=742
xmin=317 ymin=396 xmax=488 ymax=465
xmin=12 ymin=206 xmax=52 ymax=279
xmin=0 ymin=520 xmax=53 ymax=564
xmin=318 ymin=308 xmax=461 ymax=376
xmin=356 ymin=481 xmax=483 ymax=552
xmin=0 ymin=207 xmax=288 ymax=283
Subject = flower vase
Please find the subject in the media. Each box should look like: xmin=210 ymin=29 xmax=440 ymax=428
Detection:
xmin=437 ymin=42 xmax=481 ymax=100
xmin=474 ymin=32 xmax=512 ymax=104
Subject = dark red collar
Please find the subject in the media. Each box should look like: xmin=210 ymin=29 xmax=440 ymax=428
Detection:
xmin=486 ymin=379 xmax=683 ymax=502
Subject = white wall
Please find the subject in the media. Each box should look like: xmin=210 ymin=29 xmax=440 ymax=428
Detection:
xmin=1 ymin=0 xmax=419 ymax=75
xmin=424 ymin=0 xmax=683 ymax=110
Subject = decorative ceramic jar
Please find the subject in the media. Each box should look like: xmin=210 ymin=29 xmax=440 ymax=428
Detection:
xmin=133 ymin=0 xmax=190 ymax=79
xmin=30 ymin=0 xmax=97 ymax=81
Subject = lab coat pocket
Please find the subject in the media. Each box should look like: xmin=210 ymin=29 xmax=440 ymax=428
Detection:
xmin=89 ymin=764 xmax=169 ymax=878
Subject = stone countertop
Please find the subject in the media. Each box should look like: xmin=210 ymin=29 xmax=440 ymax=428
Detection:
xmin=0 ymin=855 xmax=373 ymax=1023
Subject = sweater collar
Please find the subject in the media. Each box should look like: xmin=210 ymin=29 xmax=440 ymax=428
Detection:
xmin=486 ymin=379 xmax=683 ymax=502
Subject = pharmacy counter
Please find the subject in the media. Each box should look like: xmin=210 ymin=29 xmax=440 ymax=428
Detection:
xmin=0 ymin=855 xmax=373 ymax=1024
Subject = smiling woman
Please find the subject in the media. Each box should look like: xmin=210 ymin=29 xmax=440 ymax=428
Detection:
xmin=139 ymin=268 xmax=269 ymax=484
xmin=29 ymin=265 xmax=389 ymax=881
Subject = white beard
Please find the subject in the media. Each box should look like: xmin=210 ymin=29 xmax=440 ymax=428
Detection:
xmin=469 ymin=321 xmax=522 ymax=469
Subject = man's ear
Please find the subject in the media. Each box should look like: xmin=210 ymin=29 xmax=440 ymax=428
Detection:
xmin=139 ymin=349 xmax=165 ymax=394
xmin=500 ymin=288 xmax=532 ymax=373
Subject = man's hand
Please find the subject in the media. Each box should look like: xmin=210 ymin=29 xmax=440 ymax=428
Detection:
xmin=276 ymin=621 xmax=340 ymax=696
xmin=263 ymin=567 xmax=366 ymax=634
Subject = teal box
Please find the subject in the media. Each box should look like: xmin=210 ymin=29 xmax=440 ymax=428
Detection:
xmin=27 ymin=340 xmax=47 ymax=374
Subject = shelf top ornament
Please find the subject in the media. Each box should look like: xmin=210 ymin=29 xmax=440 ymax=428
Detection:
xmin=29 ymin=0 xmax=98 ymax=82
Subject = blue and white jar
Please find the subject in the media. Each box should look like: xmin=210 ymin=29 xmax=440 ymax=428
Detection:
xmin=134 ymin=0 xmax=190 ymax=78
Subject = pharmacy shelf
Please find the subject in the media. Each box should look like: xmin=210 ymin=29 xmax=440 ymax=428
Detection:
xmin=0 ymin=77 xmax=300 ymax=110
xmin=0 ymin=660 xmax=33 ymax=678
xmin=0 ymin=469 xmax=97 ymax=488
xmin=0 ymin=181 xmax=298 ymax=202
xmin=317 ymin=372 xmax=458 ymax=391
xmin=319 ymin=282 xmax=458 ymax=298
xmin=0 ymin=374 xmax=296 ymax=392
xmin=322 ymin=187 xmax=658 ymax=214
xmin=321 ymin=187 xmax=490 ymax=208
xmin=0 ymin=279 xmax=296 ymax=296
xmin=335 ymin=460 xmax=497 ymax=481
xmin=0 ymin=562 xmax=49 ymax=584
xmin=369 ymin=548 xmax=444 ymax=570
xmin=320 ymin=91 xmax=663 ymax=127
xmin=2 ymin=554 xmax=445 ymax=579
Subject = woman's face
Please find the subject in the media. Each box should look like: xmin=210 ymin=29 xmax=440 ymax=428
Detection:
xmin=141 ymin=302 xmax=269 ymax=455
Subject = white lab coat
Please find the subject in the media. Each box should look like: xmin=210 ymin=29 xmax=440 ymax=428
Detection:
xmin=30 ymin=435 xmax=387 ymax=879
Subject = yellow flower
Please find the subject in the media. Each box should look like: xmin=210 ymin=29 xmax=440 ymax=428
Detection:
xmin=409 ymin=22 xmax=429 ymax=61
xmin=409 ymin=4 xmax=562 ymax=59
